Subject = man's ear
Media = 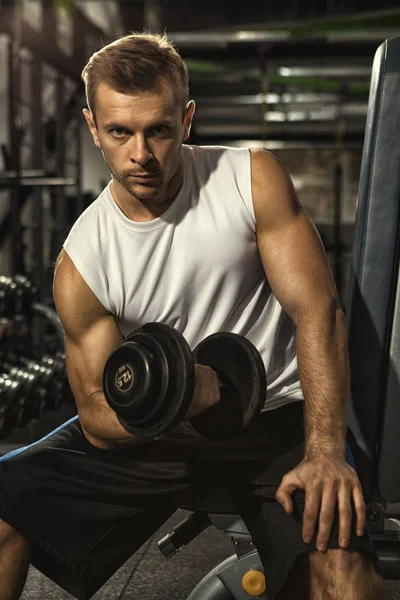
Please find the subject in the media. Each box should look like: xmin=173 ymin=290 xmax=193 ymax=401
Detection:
xmin=83 ymin=108 xmax=101 ymax=148
xmin=183 ymin=100 xmax=195 ymax=141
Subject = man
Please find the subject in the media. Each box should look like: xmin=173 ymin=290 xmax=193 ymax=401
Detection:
xmin=0 ymin=32 xmax=385 ymax=600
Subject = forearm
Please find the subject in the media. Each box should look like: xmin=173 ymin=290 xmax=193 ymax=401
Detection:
xmin=296 ymin=304 xmax=350 ymax=459
xmin=79 ymin=390 xmax=141 ymax=449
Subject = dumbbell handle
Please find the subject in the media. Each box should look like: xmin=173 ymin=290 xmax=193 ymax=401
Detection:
xmin=194 ymin=360 xmax=227 ymax=389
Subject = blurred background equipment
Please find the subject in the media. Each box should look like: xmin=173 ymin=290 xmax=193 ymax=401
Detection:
xmin=0 ymin=273 xmax=72 ymax=447
xmin=0 ymin=1 xmax=398 ymax=599
xmin=0 ymin=1 xmax=398 ymax=308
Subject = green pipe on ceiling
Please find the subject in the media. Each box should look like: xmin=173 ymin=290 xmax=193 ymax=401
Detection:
xmin=269 ymin=74 xmax=369 ymax=94
xmin=284 ymin=10 xmax=400 ymax=36
xmin=183 ymin=9 xmax=400 ymax=91
xmin=185 ymin=59 xmax=227 ymax=73
xmin=185 ymin=61 xmax=370 ymax=95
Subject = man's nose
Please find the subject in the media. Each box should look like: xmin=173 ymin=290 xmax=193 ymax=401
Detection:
xmin=129 ymin=135 xmax=152 ymax=167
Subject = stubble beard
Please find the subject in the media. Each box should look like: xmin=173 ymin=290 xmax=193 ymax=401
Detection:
xmin=120 ymin=177 xmax=159 ymax=201
xmin=105 ymin=158 xmax=161 ymax=202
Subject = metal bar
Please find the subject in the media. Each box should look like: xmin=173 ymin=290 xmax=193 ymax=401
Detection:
xmin=74 ymin=87 xmax=84 ymax=216
xmin=195 ymin=121 xmax=366 ymax=136
xmin=333 ymin=120 xmax=344 ymax=300
xmin=30 ymin=54 xmax=44 ymax=299
xmin=0 ymin=170 xmax=46 ymax=177
xmin=8 ymin=27 xmax=23 ymax=275
xmin=0 ymin=177 xmax=77 ymax=187
xmin=168 ymin=27 xmax=397 ymax=48
xmin=169 ymin=30 xmax=290 ymax=46
xmin=333 ymin=163 xmax=343 ymax=295
xmin=194 ymin=105 xmax=368 ymax=120
xmin=54 ymin=75 xmax=67 ymax=265
xmin=226 ymin=139 xmax=363 ymax=150
xmin=16 ymin=141 xmax=78 ymax=168
xmin=277 ymin=65 xmax=372 ymax=77
xmin=194 ymin=93 xmax=345 ymax=105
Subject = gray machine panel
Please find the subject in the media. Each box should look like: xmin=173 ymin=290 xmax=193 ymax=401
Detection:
xmin=345 ymin=36 xmax=400 ymax=500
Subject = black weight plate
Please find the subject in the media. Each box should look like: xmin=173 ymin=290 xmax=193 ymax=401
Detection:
xmin=103 ymin=331 xmax=171 ymax=425
xmin=191 ymin=333 xmax=267 ymax=440
xmin=117 ymin=331 xmax=171 ymax=425
xmin=123 ymin=323 xmax=195 ymax=439
xmin=103 ymin=340 xmax=153 ymax=417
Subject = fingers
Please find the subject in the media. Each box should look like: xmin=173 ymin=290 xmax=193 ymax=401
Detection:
xmin=302 ymin=484 xmax=322 ymax=545
xmin=275 ymin=474 xmax=299 ymax=514
xmin=352 ymin=484 xmax=367 ymax=537
xmin=304 ymin=484 xmax=353 ymax=551
xmin=336 ymin=484 xmax=353 ymax=549
xmin=303 ymin=482 xmax=366 ymax=552
xmin=325 ymin=483 xmax=365 ymax=550
xmin=314 ymin=485 xmax=338 ymax=551
xmin=277 ymin=461 xmax=366 ymax=554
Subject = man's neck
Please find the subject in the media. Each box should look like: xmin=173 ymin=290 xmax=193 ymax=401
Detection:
xmin=111 ymin=163 xmax=184 ymax=222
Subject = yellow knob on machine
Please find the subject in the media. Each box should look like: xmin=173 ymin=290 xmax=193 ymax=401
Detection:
xmin=241 ymin=568 xmax=266 ymax=596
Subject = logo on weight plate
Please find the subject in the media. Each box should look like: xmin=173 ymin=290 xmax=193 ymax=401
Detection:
xmin=115 ymin=363 xmax=134 ymax=393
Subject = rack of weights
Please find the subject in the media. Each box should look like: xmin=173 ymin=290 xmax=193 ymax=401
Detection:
xmin=0 ymin=274 xmax=74 ymax=445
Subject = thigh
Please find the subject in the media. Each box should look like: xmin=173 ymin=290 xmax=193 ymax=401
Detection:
xmin=0 ymin=417 xmax=203 ymax=599
xmin=227 ymin=440 xmax=382 ymax=600
xmin=193 ymin=401 xmax=306 ymax=486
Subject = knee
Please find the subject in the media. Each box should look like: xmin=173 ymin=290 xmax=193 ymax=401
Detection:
xmin=310 ymin=548 xmax=368 ymax=574
xmin=0 ymin=519 xmax=19 ymax=537
xmin=0 ymin=520 xmax=28 ymax=546
xmin=310 ymin=549 xmax=385 ymax=599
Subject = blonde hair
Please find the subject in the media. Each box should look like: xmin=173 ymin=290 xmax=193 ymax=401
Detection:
xmin=81 ymin=32 xmax=189 ymax=120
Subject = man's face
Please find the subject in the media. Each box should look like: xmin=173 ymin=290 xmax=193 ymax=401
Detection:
xmin=84 ymin=81 xmax=194 ymax=203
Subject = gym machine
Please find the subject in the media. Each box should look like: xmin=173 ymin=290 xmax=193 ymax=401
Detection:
xmin=153 ymin=35 xmax=400 ymax=599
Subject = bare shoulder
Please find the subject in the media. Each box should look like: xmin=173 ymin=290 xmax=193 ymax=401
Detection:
xmin=54 ymin=249 xmax=109 ymax=340
xmin=249 ymin=148 xmax=290 ymax=180
xmin=249 ymin=149 xmax=301 ymax=227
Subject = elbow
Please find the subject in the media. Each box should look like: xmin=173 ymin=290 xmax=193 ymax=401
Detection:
xmin=74 ymin=388 xmax=100 ymax=436
xmin=77 ymin=405 xmax=90 ymax=434
xmin=319 ymin=299 xmax=349 ymax=347
xmin=296 ymin=297 xmax=347 ymax=340
xmin=294 ymin=295 xmax=340 ymax=326
xmin=76 ymin=402 xmax=93 ymax=437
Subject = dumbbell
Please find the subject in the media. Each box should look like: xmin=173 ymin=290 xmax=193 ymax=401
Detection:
xmin=3 ymin=353 xmax=66 ymax=419
xmin=40 ymin=355 xmax=66 ymax=408
xmin=2 ymin=362 xmax=44 ymax=422
xmin=103 ymin=323 xmax=267 ymax=440
xmin=7 ymin=357 xmax=53 ymax=414
xmin=0 ymin=374 xmax=23 ymax=436
xmin=32 ymin=354 xmax=68 ymax=410
xmin=20 ymin=359 xmax=57 ymax=412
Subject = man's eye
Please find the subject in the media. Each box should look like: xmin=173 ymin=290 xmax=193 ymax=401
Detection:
xmin=151 ymin=125 xmax=169 ymax=135
xmin=110 ymin=128 xmax=126 ymax=137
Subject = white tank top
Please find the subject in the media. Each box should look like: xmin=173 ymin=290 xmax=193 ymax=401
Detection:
xmin=63 ymin=144 xmax=304 ymax=411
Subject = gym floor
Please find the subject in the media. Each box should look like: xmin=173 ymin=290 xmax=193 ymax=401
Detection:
xmin=19 ymin=509 xmax=400 ymax=600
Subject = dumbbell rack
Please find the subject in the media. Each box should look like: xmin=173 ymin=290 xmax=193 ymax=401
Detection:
xmin=0 ymin=274 xmax=76 ymax=456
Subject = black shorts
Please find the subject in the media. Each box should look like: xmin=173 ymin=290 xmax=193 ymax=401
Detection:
xmin=0 ymin=400 xmax=381 ymax=600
